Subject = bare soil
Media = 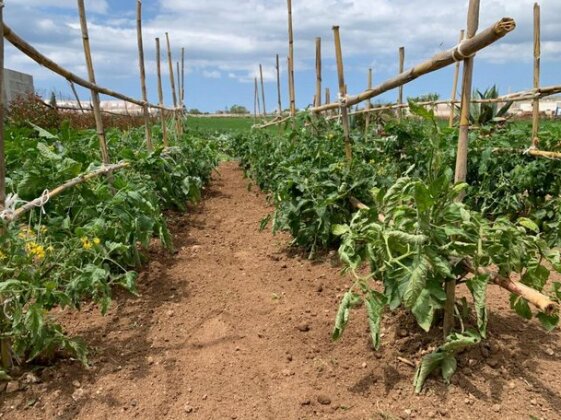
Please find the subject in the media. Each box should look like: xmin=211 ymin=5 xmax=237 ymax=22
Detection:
xmin=1 ymin=161 xmax=561 ymax=420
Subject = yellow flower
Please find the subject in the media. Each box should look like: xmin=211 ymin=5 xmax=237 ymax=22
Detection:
xmin=25 ymin=242 xmax=46 ymax=261
xmin=18 ymin=226 xmax=36 ymax=240
xmin=93 ymin=238 xmax=101 ymax=245
xmin=0 ymin=250 xmax=6 ymax=261
xmin=40 ymin=226 xmax=48 ymax=234
xmin=47 ymin=246 xmax=55 ymax=253
xmin=81 ymin=237 xmax=92 ymax=250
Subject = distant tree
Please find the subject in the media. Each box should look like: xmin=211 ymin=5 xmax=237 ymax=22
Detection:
xmin=188 ymin=108 xmax=202 ymax=115
xmin=229 ymin=105 xmax=250 ymax=115
xmin=49 ymin=91 xmax=58 ymax=109
xmin=407 ymin=93 xmax=440 ymax=103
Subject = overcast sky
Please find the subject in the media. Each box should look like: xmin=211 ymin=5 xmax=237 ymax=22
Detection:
xmin=4 ymin=0 xmax=561 ymax=112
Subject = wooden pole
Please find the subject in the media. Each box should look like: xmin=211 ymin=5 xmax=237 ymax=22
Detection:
xmin=255 ymin=77 xmax=261 ymax=116
xmin=136 ymin=0 xmax=153 ymax=151
xmin=68 ymin=80 xmax=85 ymax=113
xmin=315 ymin=37 xmax=322 ymax=108
xmin=0 ymin=0 xmax=5 ymax=211
xmin=253 ymin=77 xmax=258 ymax=123
xmin=176 ymin=61 xmax=181 ymax=107
xmin=445 ymin=0 xmax=480 ymax=338
xmin=3 ymin=162 xmax=130 ymax=222
xmin=276 ymin=54 xmax=282 ymax=115
xmin=309 ymin=18 xmax=515 ymax=114
xmin=156 ymin=38 xmax=168 ymax=147
xmin=398 ymin=47 xmax=404 ymax=119
xmin=181 ymin=47 xmax=185 ymax=106
xmin=364 ymin=68 xmax=373 ymax=133
xmin=77 ymin=0 xmax=110 ymax=164
xmin=259 ymin=64 xmax=267 ymax=116
xmin=165 ymin=32 xmax=181 ymax=137
xmin=0 ymin=1 xmax=9 ymax=374
xmin=287 ymin=0 xmax=296 ymax=117
xmin=531 ymin=2 xmax=540 ymax=147
xmin=333 ymin=26 xmax=352 ymax=161
xmin=449 ymin=30 xmax=465 ymax=128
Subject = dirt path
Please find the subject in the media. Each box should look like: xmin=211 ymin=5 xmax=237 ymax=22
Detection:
xmin=2 ymin=162 xmax=561 ymax=420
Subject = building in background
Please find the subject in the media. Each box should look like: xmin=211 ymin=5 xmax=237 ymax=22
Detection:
xmin=3 ymin=68 xmax=34 ymax=106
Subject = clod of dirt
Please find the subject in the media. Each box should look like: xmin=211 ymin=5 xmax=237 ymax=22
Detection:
xmin=23 ymin=373 xmax=40 ymax=384
xmin=5 ymin=382 xmax=21 ymax=393
xmin=492 ymin=404 xmax=501 ymax=412
xmin=317 ymin=394 xmax=331 ymax=405
xmin=72 ymin=380 xmax=81 ymax=388
xmin=296 ymin=323 xmax=310 ymax=332
xmin=300 ymin=399 xmax=311 ymax=406
xmin=71 ymin=388 xmax=86 ymax=401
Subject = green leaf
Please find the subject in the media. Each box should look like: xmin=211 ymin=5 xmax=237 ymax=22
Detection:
xmin=365 ymin=291 xmax=386 ymax=350
xmin=408 ymin=100 xmax=435 ymax=122
xmin=518 ymin=217 xmax=540 ymax=233
xmin=332 ymin=292 xmax=359 ymax=341
xmin=414 ymin=183 xmax=434 ymax=213
xmin=414 ymin=352 xmax=445 ymax=393
xmin=332 ymin=224 xmax=350 ymax=236
xmin=537 ymin=312 xmax=559 ymax=332
xmin=29 ymin=122 xmax=58 ymax=140
xmin=403 ymin=257 xmax=430 ymax=308
xmin=441 ymin=355 xmax=457 ymax=383
xmin=510 ymin=294 xmax=533 ymax=320
xmin=466 ymin=274 xmax=489 ymax=338
xmin=411 ymin=289 xmax=434 ymax=332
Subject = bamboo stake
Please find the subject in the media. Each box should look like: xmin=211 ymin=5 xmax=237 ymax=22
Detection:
xmin=136 ymin=0 xmax=153 ymax=151
xmin=155 ymin=38 xmax=168 ymax=147
xmin=332 ymin=26 xmax=352 ymax=161
xmin=3 ymin=25 xmax=169 ymax=112
xmin=310 ymin=17 xmax=516 ymax=114
xmin=68 ymin=80 xmax=85 ymax=114
xmin=181 ymin=47 xmax=185 ymax=106
xmin=259 ymin=64 xmax=267 ymax=116
xmin=255 ymin=77 xmax=261 ymax=116
xmin=364 ymin=68 xmax=373 ymax=133
xmin=449 ymin=30 xmax=465 ymax=128
xmin=1 ymin=163 xmax=130 ymax=223
xmin=398 ymin=47 xmax=404 ymax=119
xmin=77 ymin=0 xmax=110 ymax=164
xmin=315 ymin=37 xmax=322 ymax=108
xmin=287 ymin=0 xmax=296 ymax=117
xmin=0 ymin=0 xmax=12 ymax=375
xmin=276 ymin=54 xmax=282 ymax=115
xmin=165 ymin=33 xmax=181 ymax=138
xmin=445 ymin=0 xmax=480 ymax=338
xmin=253 ymin=77 xmax=258 ymax=123
xmin=531 ymin=3 xmax=541 ymax=147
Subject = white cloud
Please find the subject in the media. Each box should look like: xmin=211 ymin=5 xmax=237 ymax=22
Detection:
xmin=3 ymin=0 xmax=561 ymax=107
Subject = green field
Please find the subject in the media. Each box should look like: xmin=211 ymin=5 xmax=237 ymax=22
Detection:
xmin=186 ymin=116 xmax=256 ymax=132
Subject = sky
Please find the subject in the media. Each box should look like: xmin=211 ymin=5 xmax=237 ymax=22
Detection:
xmin=4 ymin=0 xmax=561 ymax=113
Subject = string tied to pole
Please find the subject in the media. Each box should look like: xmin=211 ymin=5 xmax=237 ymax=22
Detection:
xmin=452 ymin=40 xmax=476 ymax=62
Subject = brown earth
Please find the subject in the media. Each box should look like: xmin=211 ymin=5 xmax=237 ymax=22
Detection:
xmin=1 ymin=161 xmax=561 ymax=420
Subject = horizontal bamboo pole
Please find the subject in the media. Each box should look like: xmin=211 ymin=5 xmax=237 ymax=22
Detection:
xmin=255 ymin=115 xmax=291 ymax=129
xmin=1 ymin=162 xmax=130 ymax=223
xmin=340 ymin=83 xmax=561 ymax=119
xmin=3 ymin=24 xmax=174 ymax=112
xmin=310 ymin=17 xmax=516 ymax=113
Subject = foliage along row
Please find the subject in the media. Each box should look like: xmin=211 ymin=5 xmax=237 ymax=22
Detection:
xmin=0 ymin=122 xmax=219 ymax=377
xmin=229 ymin=108 xmax=561 ymax=391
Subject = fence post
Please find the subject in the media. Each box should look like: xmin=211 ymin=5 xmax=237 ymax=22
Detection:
xmin=136 ymin=0 xmax=153 ymax=151
xmin=315 ymin=37 xmax=322 ymax=109
xmin=449 ymin=30 xmax=465 ymax=128
xmin=445 ymin=0 xmax=480 ymax=338
xmin=398 ymin=47 xmax=405 ymax=119
xmin=155 ymin=38 xmax=168 ymax=147
xmin=332 ymin=26 xmax=352 ymax=161
xmin=255 ymin=77 xmax=261 ymax=116
xmin=77 ymin=0 xmax=110 ymax=164
xmin=0 ymin=0 xmax=5 ymax=211
xmin=532 ymin=2 xmax=541 ymax=147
